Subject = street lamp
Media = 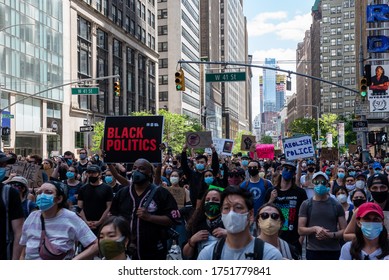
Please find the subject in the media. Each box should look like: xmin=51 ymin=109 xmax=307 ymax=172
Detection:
xmin=301 ymin=105 xmax=321 ymax=145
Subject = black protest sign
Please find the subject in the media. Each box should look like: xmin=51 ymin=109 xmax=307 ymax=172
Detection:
xmin=103 ymin=116 xmax=164 ymax=164
xmin=320 ymin=148 xmax=339 ymax=162
xmin=241 ymin=135 xmax=256 ymax=151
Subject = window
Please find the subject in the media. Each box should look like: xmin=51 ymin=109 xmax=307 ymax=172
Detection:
xmin=158 ymin=42 xmax=168 ymax=52
xmin=158 ymin=9 xmax=168 ymax=19
xmin=159 ymin=91 xmax=168 ymax=101
xmin=159 ymin=75 xmax=168 ymax=85
xmin=159 ymin=58 xmax=168 ymax=68
xmin=141 ymin=4 xmax=146 ymax=20
xmin=158 ymin=25 xmax=168 ymax=35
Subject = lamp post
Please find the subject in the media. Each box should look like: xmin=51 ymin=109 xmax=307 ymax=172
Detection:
xmin=301 ymin=105 xmax=321 ymax=145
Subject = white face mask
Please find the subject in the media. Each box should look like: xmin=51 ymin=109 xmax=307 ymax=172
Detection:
xmin=221 ymin=211 xmax=249 ymax=234
xmin=336 ymin=194 xmax=347 ymax=204
xmin=170 ymin=176 xmax=179 ymax=184
xmin=355 ymin=180 xmax=365 ymax=190
xmin=346 ymin=184 xmax=356 ymax=191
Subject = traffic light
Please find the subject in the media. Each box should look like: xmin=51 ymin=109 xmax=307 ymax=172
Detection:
xmin=114 ymin=81 xmax=120 ymax=96
xmin=360 ymin=77 xmax=368 ymax=101
xmin=1 ymin=127 xmax=10 ymax=136
xmin=175 ymin=69 xmax=185 ymax=91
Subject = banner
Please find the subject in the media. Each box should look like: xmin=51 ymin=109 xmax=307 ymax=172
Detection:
xmin=320 ymin=148 xmax=339 ymax=162
xmin=6 ymin=162 xmax=43 ymax=190
xmin=241 ymin=135 xmax=256 ymax=151
xmin=103 ymin=116 xmax=164 ymax=164
xmin=206 ymin=138 xmax=234 ymax=156
xmin=185 ymin=131 xmax=212 ymax=149
xmin=367 ymin=64 xmax=389 ymax=113
xmin=338 ymin=122 xmax=345 ymax=147
xmin=256 ymin=144 xmax=275 ymax=159
xmin=283 ymin=135 xmax=314 ymax=161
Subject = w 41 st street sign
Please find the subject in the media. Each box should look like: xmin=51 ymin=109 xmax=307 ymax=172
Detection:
xmin=71 ymin=87 xmax=99 ymax=95
xmin=206 ymin=72 xmax=246 ymax=83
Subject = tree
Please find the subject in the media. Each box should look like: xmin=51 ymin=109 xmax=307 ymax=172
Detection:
xmin=232 ymin=130 xmax=254 ymax=155
xmin=261 ymin=135 xmax=273 ymax=144
xmin=288 ymin=117 xmax=317 ymax=140
xmin=90 ymin=110 xmax=202 ymax=155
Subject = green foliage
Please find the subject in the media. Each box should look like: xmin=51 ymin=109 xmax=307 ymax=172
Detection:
xmin=288 ymin=117 xmax=317 ymax=140
xmin=261 ymin=135 xmax=273 ymax=144
xmin=90 ymin=110 xmax=202 ymax=155
xmin=232 ymin=130 xmax=254 ymax=155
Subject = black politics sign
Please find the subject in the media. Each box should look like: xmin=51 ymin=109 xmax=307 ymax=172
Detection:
xmin=103 ymin=116 xmax=164 ymax=164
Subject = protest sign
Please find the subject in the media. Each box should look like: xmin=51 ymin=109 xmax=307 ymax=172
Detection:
xmin=103 ymin=116 xmax=164 ymax=164
xmin=241 ymin=135 xmax=256 ymax=151
xmin=283 ymin=135 xmax=315 ymax=161
xmin=320 ymin=148 xmax=339 ymax=162
xmin=256 ymin=144 xmax=275 ymax=159
xmin=185 ymin=131 xmax=212 ymax=149
xmin=6 ymin=162 xmax=43 ymax=190
xmin=348 ymin=144 xmax=358 ymax=155
xmin=207 ymin=138 xmax=234 ymax=156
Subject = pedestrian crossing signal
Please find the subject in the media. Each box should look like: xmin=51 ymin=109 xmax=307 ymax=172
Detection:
xmin=114 ymin=81 xmax=120 ymax=96
xmin=175 ymin=69 xmax=185 ymax=91
xmin=360 ymin=77 xmax=368 ymax=101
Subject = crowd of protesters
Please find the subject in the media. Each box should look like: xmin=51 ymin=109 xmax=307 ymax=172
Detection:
xmin=1 ymin=145 xmax=388 ymax=260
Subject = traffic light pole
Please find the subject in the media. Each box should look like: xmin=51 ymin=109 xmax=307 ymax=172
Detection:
xmin=0 ymin=74 xmax=119 ymax=151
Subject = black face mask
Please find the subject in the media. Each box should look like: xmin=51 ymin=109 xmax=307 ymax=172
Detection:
xmin=307 ymin=167 xmax=315 ymax=173
xmin=89 ymin=176 xmax=99 ymax=183
xmin=352 ymin=198 xmax=367 ymax=208
xmin=132 ymin=170 xmax=149 ymax=184
xmin=370 ymin=191 xmax=388 ymax=203
xmin=248 ymin=168 xmax=259 ymax=177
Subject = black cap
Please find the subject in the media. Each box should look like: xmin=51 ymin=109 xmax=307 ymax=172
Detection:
xmin=86 ymin=164 xmax=101 ymax=173
xmin=367 ymin=173 xmax=389 ymax=188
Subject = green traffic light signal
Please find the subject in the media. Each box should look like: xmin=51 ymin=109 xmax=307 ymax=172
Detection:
xmin=360 ymin=77 xmax=368 ymax=101
xmin=175 ymin=70 xmax=185 ymax=91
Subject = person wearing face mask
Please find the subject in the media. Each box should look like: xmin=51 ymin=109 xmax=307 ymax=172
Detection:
xmin=110 ymin=158 xmax=180 ymax=260
xmin=19 ymin=181 xmax=98 ymax=260
xmin=197 ymin=186 xmax=282 ymax=260
xmin=103 ymin=170 xmax=123 ymax=197
xmin=334 ymin=186 xmax=354 ymax=225
xmin=257 ymin=203 xmax=300 ymax=259
xmin=348 ymin=189 xmax=368 ymax=224
xmin=76 ymin=149 xmax=89 ymax=175
xmin=344 ymin=173 xmax=389 ymax=241
xmin=340 ymin=202 xmax=389 ymax=259
xmin=98 ymin=215 xmax=131 ymax=260
xmin=240 ymin=155 xmax=250 ymax=180
xmin=265 ymin=161 xmax=307 ymax=257
xmin=52 ymin=151 xmax=76 ymax=181
xmin=330 ymin=166 xmax=346 ymax=195
xmin=299 ymin=160 xmax=317 ymax=199
xmin=240 ymin=160 xmax=273 ymax=219
xmin=62 ymin=166 xmax=82 ymax=209
xmin=225 ymin=167 xmax=245 ymax=187
xmin=183 ymin=186 xmax=226 ymax=259
xmin=77 ymin=165 xmax=113 ymax=236
xmin=372 ymin=162 xmax=383 ymax=176
xmin=181 ymin=144 xmax=219 ymax=209
xmin=298 ymin=171 xmax=347 ymax=260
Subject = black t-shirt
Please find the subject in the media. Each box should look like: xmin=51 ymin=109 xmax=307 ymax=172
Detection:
xmin=77 ymin=182 xmax=113 ymax=221
xmin=265 ymin=186 xmax=308 ymax=244
xmin=110 ymin=184 xmax=179 ymax=260
xmin=0 ymin=184 xmax=24 ymax=260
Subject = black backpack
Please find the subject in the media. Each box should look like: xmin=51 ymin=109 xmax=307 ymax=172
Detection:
xmin=212 ymin=237 xmax=264 ymax=260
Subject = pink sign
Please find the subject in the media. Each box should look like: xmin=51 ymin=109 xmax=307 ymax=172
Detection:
xmin=256 ymin=144 xmax=275 ymax=159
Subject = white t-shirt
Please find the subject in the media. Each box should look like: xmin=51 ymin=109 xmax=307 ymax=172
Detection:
xmin=340 ymin=241 xmax=389 ymax=260
xmin=197 ymin=237 xmax=282 ymax=260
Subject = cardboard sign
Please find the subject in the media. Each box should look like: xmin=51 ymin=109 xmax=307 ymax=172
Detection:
xmin=348 ymin=144 xmax=358 ymax=155
xmin=6 ymin=162 xmax=43 ymax=189
xmin=185 ymin=131 xmax=212 ymax=149
xmin=207 ymin=138 xmax=234 ymax=156
xmin=256 ymin=144 xmax=275 ymax=159
xmin=320 ymin=148 xmax=339 ymax=162
xmin=163 ymin=186 xmax=186 ymax=209
xmin=103 ymin=116 xmax=164 ymax=164
xmin=283 ymin=135 xmax=315 ymax=161
xmin=241 ymin=135 xmax=256 ymax=151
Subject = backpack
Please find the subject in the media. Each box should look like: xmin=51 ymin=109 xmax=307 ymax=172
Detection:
xmin=306 ymin=196 xmax=339 ymax=226
xmin=212 ymin=237 xmax=264 ymax=260
xmin=1 ymin=184 xmax=13 ymax=259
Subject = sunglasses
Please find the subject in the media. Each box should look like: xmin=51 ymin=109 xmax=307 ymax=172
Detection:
xmin=259 ymin=212 xmax=280 ymax=221
xmin=313 ymin=180 xmax=327 ymax=185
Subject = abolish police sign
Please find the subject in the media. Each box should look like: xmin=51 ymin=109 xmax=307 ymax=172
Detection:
xmin=283 ymin=135 xmax=315 ymax=161
xmin=103 ymin=116 xmax=164 ymax=164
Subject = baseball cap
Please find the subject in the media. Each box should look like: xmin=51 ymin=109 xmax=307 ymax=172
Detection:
xmin=282 ymin=161 xmax=296 ymax=171
xmin=355 ymin=173 xmax=367 ymax=180
xmin=8 ymin=176 xmax=28 ymax=187
xmin=356 ymin=202 xmax=384 ymax=220
xmin=86 ymin=164 xmax=101 ymax=173
xmin=372 ymin=162 xmax=382 ymax=170
xmin=312 ymin=171 xmax=329 ymax=181
xmin=307 ymin=160 xmax=315 ymax=165
xmin=367 ymin=173 xmax=389 ymax=188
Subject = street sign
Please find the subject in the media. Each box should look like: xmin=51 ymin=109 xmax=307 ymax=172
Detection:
xmin=71 ymin=87 xmax=99 ymax=95
xmin=206 ymin=72 xmax=246 ymax=83
xmin=354 ymin=101 xmax=370 ymax=115
xmin=352 ymin=121 xmax=368 ymax=132
xmin=80 ymin=125 xmax=94 ymax=132
xmin=2 ymin=113 xmax=14 ymax=119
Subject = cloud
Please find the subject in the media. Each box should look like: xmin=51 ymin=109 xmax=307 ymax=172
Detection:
xmin=247 ymin=12 xmax=311 ymax=41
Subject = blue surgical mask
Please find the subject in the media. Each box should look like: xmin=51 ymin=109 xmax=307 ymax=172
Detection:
xmin=36 ymin=193 xmax=55 ymax=211
xmin=0 ymin=167 xmax=6 ymax=182
xmin=105 ymin=176 xmax=113 ymax=184
xmin=282 ymin=169 xmax=293 ymax=181
xmin=80 ymin=154 xmax=87 ymax=160
xmin=241 ymin=160 xmax=249 ymax=167
xmin=361 ymin=222 xmax=383 ymax=240
xmin=204 ymin=177 xmax=214 ymax=185
xmin=314 ymin=184 xmax=330 ymax=195
xmin=165 ymin=169 xmax=172 ymax=175
xmin=196 ymin=163 xmax=205 ymax=171
xmin=374 ymin=169 xmax=381 ymax=174
xmin=325 ymin=170 xmax=331 ymax=176
xmin=349 ymin=171 xmax=356 ymax=177
xmin=66 ymin=171 xmax=75 ymax=179
xmin=337 ymin=172 xmax=345 ymax=179
xmin=66 ymin=159 xmax=73 ymax=166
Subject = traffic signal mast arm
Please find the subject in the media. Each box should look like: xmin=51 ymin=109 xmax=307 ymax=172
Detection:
xmin=177 ymin=60 xmax=359 ymax=94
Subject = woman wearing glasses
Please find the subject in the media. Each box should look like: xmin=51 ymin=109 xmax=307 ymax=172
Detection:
xmin=257 ymin=203 xmax=300 ymax=259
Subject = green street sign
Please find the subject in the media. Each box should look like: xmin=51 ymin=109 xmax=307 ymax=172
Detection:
xmin=71 ymin=87 xmax=99 ymax=95
xmin=2 ymin=114 xmax=14 ymax=119
xmin=206 ymin=72 xmax=246 ymax=83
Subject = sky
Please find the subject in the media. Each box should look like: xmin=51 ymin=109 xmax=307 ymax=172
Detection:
xmin=243 ymin=0 xmax=314 ymax=119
